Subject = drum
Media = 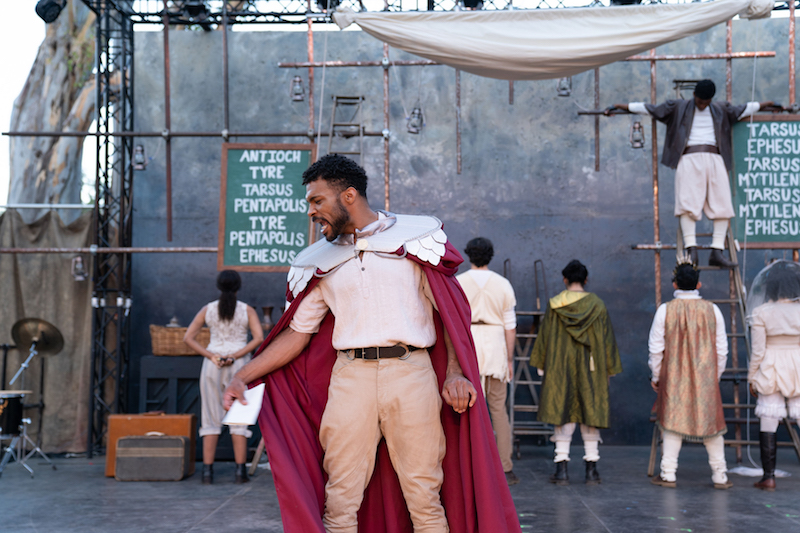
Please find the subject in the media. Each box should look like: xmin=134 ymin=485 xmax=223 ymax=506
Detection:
xmin=0 ymin=391 xmax=26 ymax=437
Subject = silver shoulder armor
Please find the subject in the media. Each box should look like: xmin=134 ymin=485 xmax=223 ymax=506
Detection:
xmin=286 ymin=214 xmax=447 ymax=298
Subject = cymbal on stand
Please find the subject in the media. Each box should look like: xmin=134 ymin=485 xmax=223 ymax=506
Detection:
xmin=11 ymin=318 xmax=64 ymax=356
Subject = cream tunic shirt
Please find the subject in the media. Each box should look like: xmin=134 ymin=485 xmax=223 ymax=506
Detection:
xmin=289 ymin=251 xmax=438 ymax=351
xmin=456 ymin=270 xmax=516 ymax=382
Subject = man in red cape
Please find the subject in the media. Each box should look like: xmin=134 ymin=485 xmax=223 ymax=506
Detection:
xmin=224 ymin=155 xmax=520 ymax=533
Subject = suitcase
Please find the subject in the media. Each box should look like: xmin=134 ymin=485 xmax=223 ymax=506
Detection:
xmin=106 ymin=413 xmax=196 ymax=477
xmin=115 ymin=435 xmax=192 ymax=481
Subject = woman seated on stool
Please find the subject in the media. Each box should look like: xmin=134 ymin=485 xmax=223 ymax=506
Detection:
xmin=184 ymin=270 xmax=263 ymax=484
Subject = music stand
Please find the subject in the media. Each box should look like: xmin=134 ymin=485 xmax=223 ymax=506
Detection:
xmin=3 ymin=318 xmax=63 ymax=477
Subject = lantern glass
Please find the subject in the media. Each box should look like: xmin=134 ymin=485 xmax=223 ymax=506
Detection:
xmin=630 ymin=121 xmax=645 ymax=149
xmin=133 ymin=145 xmax=147 ymax=170
xmin=556 ymin=77 xmax=572 ymax=97
xmin=407 ymin=107 xmax=424 ymax=134
xmin=71 ymin=256 xmax=87 ymax=281
xmin=291 ymin=76 xmax=305 ymax=102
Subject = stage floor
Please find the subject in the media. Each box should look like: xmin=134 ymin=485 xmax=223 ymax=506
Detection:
xmin=1 ymin=444 xmax=799 ymax=532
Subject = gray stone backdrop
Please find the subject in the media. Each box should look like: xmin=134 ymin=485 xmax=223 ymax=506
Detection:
xmin=131 ymin=17 xmax=796 ymax=445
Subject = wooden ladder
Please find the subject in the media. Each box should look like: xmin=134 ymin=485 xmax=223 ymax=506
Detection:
xmin=505 ymin=259 xmax=553 ymax=458
xmin=327 ymin=96 xmax=365 ymax=165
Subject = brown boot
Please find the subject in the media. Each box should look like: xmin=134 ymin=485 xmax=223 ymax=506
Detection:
xmin=202 ymin=464 xmax=213 ymax=485
xmin=549 ymin=461 xmax=569 ymax=486
xmin=754 ymin=432 xmax=777 ymax=491
xmin=234 ymin=463 xmax=249 ymax=484
xmin=708 ymin=248 xmax=737 ymax=268
xmin=585 ymin=461 xmax=601 ymax=485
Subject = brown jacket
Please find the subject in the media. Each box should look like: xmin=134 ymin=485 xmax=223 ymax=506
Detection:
xmin=645 ymin=99 xmax=749 ymax=171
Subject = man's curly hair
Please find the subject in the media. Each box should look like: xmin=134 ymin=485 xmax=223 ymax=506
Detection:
xmin=302 ymin=154 xmax=368 ymax=197
xmin=464 ymin=237 xmax=494 ymax=267
xmin=562 ymin=260 xmax=588 ymax=285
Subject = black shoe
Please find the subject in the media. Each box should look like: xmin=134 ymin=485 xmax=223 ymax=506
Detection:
xmin=549 ymin=461 xmax=569 ymax=486
xmin=686 ymin=246 xmax=698 ymax=265
xmin=585 ymin=461 xmax=601 ymax=485
xmin=202 ymin=464 xmax=213 ymax=485
xmin=505 ymin=470 xmax=520 ymax=486
xmin=708 ymin=248 xmax=737 ymax=268
xmin=755 ymin=432 xmax=777 ymax=491
xmin=234 ymin=463 xmax=249 ymax=484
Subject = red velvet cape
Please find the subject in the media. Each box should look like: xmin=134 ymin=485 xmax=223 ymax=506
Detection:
xmin=250 ymin=241 xmax=521 ymax=533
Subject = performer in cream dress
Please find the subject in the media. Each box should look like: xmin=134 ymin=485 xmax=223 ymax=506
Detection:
xmin=185 ymin=270 xmax=263 ymax=485
xmin=747 ymin=260 xmax=800 ymax=491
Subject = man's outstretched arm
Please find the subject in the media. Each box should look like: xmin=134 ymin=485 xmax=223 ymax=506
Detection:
xmin=223 ymin=328 xmax=312 ymax=409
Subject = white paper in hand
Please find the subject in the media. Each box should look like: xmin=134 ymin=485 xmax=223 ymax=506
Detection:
xmin=222 ymin=383 xmax=265 ymax=427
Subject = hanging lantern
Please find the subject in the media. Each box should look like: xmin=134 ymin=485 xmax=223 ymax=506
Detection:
xmin=133 ymin=144 xmax=147 ymax=170
xmin=407 ymin=107 xmax=424 ymax=134
xmin=71 ymin=256 xmax=88 ymax=282
xmin=556 ymin=77 xmax=572 ymax=97
xmin=630 ymin=121 xmax=645 ymax=149
xmin=290 ymin=75 xmax=305 ymax=102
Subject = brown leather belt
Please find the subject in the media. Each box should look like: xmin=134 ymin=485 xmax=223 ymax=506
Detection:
xmin=348 ymin=344 xmax=423 ymax=360
xmin=683 ymin=144 xmax=719 ymax=155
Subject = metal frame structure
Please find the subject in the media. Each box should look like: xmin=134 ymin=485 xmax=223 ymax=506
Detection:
xmin=2 ymin=0 xmax=797 ymax=457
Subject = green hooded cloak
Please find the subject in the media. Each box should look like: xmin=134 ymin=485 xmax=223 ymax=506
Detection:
xmin=530 ymin=290 xmax=622 ymax=428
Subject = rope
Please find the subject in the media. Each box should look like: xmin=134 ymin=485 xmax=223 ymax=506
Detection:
xmin=314 ymin=2 xmax=333 ymax=159
xmin=743 ymin=19 xmax=761 ymax=470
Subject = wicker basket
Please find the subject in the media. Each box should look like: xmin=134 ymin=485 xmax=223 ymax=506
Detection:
xmin=149 ymin=325 xmax=210 ymax=356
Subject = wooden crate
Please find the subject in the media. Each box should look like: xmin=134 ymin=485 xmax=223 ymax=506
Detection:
xmin=149 ymin=325 xmax=210 ymax=356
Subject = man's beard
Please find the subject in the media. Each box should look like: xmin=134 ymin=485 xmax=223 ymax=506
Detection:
xmin=321 ymin=199 xmax=350 ymax=242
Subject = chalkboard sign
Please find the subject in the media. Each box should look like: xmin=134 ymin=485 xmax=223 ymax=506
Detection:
xmin=732 ymin=116 xmax=800 ymax=248
xmin=218 ymin=143 xmax=316 ymax=271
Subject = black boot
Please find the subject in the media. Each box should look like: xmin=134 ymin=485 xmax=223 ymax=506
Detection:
xmin=708 ymin=248 xmax=738 ymax=268
xmin=754 ymin=432 xmax=777 ymax=491
xmin=686 ymin=246 xmax=698 ymax=265
xmin=235 ymin=463 xmax=249 ymax=484
xmin=202 ymin=464 xmax=213 ymax=485
xmin=549 ymin=461 xmax=569 ymax=486
xmin=585 ymin=461 xmax=601 ymax=485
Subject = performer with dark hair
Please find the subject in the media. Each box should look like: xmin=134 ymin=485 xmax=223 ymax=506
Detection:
xmin=457 ymin=237 xmax=519 ymax=485
xmin=530 ymin=259 xmax=622 ymax=486
xmin=610 ymin=80 xmax=772 ymax=268
xmin=223 ymin=155 xmax=521 ymax=533
xmin=184 ymin=269 xmax=264 ymax=484
xmin=648 ymin=259 xmax=731 ymax=489
xmin=746 ymin=260 xmax=800 ymax=491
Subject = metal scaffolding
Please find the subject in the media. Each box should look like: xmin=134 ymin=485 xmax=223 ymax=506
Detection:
xmin=3 ymin=0 xmax=796 ymax=456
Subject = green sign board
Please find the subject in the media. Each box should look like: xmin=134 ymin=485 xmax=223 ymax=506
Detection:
xmin=218 ymin=143 xmax=316 ymax=271
xmin=732 ymin=117 xmax=800 ymax=248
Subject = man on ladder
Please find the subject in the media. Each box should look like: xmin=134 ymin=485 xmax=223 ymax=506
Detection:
xmin=610 ymin=80 xmax=771 ymax=268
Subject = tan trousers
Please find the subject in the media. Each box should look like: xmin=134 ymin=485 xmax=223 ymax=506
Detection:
xmin=674 ymin=152 xmax=735 ymax=221
xmin=483 ymin=376 xmax=513 ymax=472
xmin=320 ymin=350 xmax=448 ymax=533
xmin=199 ymin=356 xmax=251 ymax=438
